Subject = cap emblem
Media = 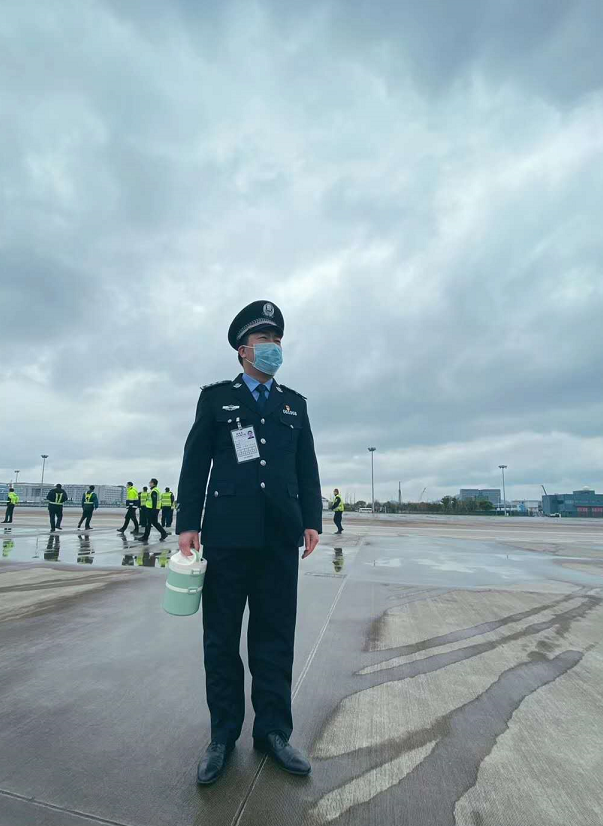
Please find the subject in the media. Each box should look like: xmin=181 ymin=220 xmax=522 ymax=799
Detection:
xmin=263 ymin=302 xmax=275 ymax=318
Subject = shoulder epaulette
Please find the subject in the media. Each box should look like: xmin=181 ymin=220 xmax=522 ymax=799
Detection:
xmin=278 ymin=383 xmax=307 ymax=400
xmin=200 ymin=380 xmax=230 ymax=392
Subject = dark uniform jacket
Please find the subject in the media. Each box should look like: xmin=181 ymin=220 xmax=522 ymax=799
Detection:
xmin=176 ymin=374 xmax=322 ymax=548
xmin=81 ymin=492 xmax=99 ymax=508
xmin=46 ymin=488 xmax=67 ymax=506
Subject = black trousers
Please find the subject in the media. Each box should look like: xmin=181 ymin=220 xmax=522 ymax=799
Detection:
xmin=333 ymin=511 xmax=343 ymax=533
xmin=160 ymin=506 xmax=173 ymax=527
xmin=120 ymin=506 xmax=139 ymax=532
xmin=78 ymin=505 xmax=94 ymax=529
xmin=48 ymin=505 xmax=63 ymax=531
xmin=139 ymin=507 xmax=148 ymax=528
xmin=140 ymin=508 xmax=167 ymax=540
xmin=3 ymin=504 xmax=14 ymax=523
xmin=202 ymin=537 xmax=299 ymax=745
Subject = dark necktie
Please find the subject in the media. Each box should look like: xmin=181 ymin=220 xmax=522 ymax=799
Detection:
xmin=256 ymin=383 xmax=268 ymax=411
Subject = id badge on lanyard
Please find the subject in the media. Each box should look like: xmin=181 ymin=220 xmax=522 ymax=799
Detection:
xmin=231 ymin=419 xmax=260 ymax=463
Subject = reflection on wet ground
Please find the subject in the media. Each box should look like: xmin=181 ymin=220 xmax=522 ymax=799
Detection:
xmin=333 ymin=547 xmax=344 ymax=573
xmin=356 ymin=535 xmax=603 ymax=589
xmin=2 ymin=522 xmax=179 ymax=567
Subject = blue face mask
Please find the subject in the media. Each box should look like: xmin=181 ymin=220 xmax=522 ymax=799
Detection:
xmin=245 ymin=342 xmax=283 ymax=375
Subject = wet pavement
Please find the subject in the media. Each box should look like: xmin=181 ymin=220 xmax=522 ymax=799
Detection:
xmin=1 ymin=508 xmax=179 ymax=568
xmin=1 ymin=512 xmax=602 ymax=825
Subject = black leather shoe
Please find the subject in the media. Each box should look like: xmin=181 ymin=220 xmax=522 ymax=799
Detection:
xmin=197 ymin=742 xmax=234 ymax=785
xmin=254 ymin=732 xmax=311 ymax=776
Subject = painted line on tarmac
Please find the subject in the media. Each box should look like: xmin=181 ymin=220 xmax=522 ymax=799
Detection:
xmin=0 ymin=787 xmax=131 ymax=826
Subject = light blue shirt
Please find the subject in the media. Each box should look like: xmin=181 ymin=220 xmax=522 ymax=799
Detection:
xmin=242 ymin=373 xmax=274 ymax=402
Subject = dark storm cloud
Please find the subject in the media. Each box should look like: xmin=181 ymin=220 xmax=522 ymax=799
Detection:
xmin=1 ymin=0 xmax=602 ymax=502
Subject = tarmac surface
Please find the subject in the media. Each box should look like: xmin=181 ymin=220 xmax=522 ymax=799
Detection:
xmin=1 ymin=509 xmax=602 ymax=825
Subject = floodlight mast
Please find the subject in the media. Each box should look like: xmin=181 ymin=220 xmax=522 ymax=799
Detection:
xmin=368 ymin=448 xmax=376 ymax=513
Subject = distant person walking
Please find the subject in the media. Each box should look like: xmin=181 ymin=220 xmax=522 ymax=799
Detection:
xmin=139 ymin=486 xmax=149 ymax=532
xmin=2 ymin=487 xmax=19 ymax=524
xmin=47 ymin=484 xmax=67 ymax=532
xmin=136 ymin=479 xmax=168 ymax=543
xmin=118 ymin=482 xmax=140 ymax=534
xmin=160 ymin=487 xmax=175 ymax=528
xmin=78 ymin=485 xmax=99 ymax=530
xmin=331 ymin=488 xmax=344 ymax=534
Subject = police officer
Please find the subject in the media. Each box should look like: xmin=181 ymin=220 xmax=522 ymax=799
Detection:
xmin=136 ymin=479 xmax=168 ymax=542
xmin=118 ymin=482 xmax=140 ymax=534
xmin=160 ymin=487 xmax=175 ymax=527
xmin=139 ymin=486 xmax=149 ymax=532
xmin=78 ymin=485 xmax=99 ymax=530
xmin=331 ymin=488 xmax=344 ymax=534
xmin=177 ymin=300 xmax=322 ymax=785
xmin=2 ymin=487 xmax=19 ymax=524
xmin=46 ymin=483 xmax=67 ymax=532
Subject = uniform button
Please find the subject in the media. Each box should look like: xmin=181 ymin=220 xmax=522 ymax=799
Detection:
xmin=260 ymin=460 xmax=266 ymax=466
xmin=260 ymin=438 xmax=266 ymax=444
xmin=214 ymin=491 xmax=219 ymax=497
xmin=228 ymin=419 xmax=232 ymax=424
xmin=260 ymin=482 xmax=266 ymax=489
xmin=260 ymin=418 xmax=265 ymax=425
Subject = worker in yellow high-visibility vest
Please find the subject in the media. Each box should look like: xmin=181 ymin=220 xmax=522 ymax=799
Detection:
xmin=78 ymin=486 xmax=99 ymax=530
xmin=331 ymin=488 xmax=345 ymax=535
xmin=2 ymin=488 xmax=19 ymax=524
xmin=160 ymin=487 xmax=175 ymax=528
xmin=118 ymin=482 xmax=140 ymax=535
xmin=135 ymin=478 xmax=168 ymax=543
xmin=139 ymin=486 xmax=149 ymax=531
xmin=46 ymin=484 xmax=67 ymax=532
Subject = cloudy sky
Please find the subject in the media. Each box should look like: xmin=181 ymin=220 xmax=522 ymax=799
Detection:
xmin=2 ymin=0 xmax=602 ymax=503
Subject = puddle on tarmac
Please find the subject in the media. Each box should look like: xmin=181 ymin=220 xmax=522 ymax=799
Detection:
xmin=359 ymin=538 xmax=603 ymax=588
xmin=2 ymin=527 xmax=177 ymax=569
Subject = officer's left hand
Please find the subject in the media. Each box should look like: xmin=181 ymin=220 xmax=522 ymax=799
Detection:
xmin=302 ymin=529 xmax=319 ymax=559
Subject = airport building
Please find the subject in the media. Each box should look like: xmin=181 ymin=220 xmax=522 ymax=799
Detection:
xmin=1 ymin=483 xmax=127 ymax=506
xmin=511 ymin=499 xmax=541 ymax=515
xmin=542 ymin=487 xmax=603 ymax=518
xmin=459 ymin=489 xmax=501 ymax=507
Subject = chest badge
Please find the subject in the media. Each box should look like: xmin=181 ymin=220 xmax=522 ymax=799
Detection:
xmin=283 ymin=405 xmax=298 ymax=416
xmin=222 ymin=405 xmax=240 ymax=411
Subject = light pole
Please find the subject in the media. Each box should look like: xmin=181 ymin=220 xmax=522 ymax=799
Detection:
xmin=40 ymin=455 xmax=49 ymax=503
xmin=499 ymin=465 xmax=507 ymax=516
xmin=398 ymin=481 xmax=401 ymax=507
xmin=368 ymin=447 xmax=376 ymax=513
xmin=14 ymin=470 xmax=20 ymax=486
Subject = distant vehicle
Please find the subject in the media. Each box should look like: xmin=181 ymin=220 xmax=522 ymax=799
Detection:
xmin=358 ymin=507 xmax=373 ymax=513
xmin=548 ymin=513 xmax=561 ymax=518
